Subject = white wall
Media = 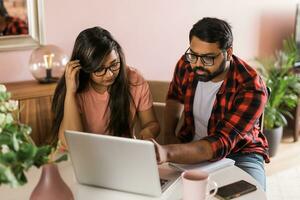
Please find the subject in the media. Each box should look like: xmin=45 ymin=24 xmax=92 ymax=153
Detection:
xmin=0 ymin=0 xmax=299 ymax=83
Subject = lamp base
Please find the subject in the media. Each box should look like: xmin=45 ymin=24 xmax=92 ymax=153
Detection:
xmin=36 ymin=69 xmax=59 ymax=84
xmin=38 ymin=77 xmax=59 ymax=84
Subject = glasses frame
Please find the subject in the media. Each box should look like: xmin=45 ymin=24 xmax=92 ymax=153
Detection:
xmin=184 ymin=48 xmax=224 ymax=66
xmin=93 ymin=61 xmax=121 ymax=77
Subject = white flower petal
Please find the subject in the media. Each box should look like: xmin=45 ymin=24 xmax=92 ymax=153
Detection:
xmin=5 ymin=113 xmax=14 ymax=124
xmin=0 ymin=84 xmax=6 ymax=92
xmin=1 ymin=144 xmax=9 ymax=154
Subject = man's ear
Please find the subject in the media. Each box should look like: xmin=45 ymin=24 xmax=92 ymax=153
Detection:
xmin=226 ymin=47 xmax=233 ymax=61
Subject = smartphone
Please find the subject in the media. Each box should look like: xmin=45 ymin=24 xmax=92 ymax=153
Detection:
xmin=215 ymin=180 xmax=257 ymax=199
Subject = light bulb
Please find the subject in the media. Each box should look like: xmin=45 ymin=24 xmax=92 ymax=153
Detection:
xmin=29 ymin=45 xmax=69 ymax=83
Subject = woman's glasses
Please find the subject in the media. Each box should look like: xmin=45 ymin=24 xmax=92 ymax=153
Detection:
xmin=94 ymin=61 xmax=121 ymax=77
xmin=185 ymin=48 xmax=223 ymax=66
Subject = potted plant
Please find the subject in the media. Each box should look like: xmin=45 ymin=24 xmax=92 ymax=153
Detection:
xmin=257 ymin=36 xmax=300 ymax=157
xmin=0 ymin=84 xmax=72 ymax=199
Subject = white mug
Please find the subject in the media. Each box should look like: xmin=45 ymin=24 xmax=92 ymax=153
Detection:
xmin=181 ymin=170 xmax=218 ymax=200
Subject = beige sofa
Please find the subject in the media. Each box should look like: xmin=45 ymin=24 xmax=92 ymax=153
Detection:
xmin=134 ymin=81 xmax=170 ymax=144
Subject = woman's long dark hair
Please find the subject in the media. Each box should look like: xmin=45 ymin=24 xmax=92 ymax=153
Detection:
xmin=51 ymin=27 xmax=132 ymax=145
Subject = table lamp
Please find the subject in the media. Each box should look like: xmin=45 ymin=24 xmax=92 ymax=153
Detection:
xmin=29 ymin=44 xmax=69 ymax=83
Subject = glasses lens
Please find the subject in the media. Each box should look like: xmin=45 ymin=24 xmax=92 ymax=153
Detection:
xmin=94 ymin=62 xmax=120 ymax=76
xmin=185 ymin=53 xmax=197 ymax=63
xmin=94 ymin=69 xmax=106 ymax=76
xmin=110 ymin=62 xmax=120 ymax=71
xmin=201 ymin=56 xmax=214 ymax=66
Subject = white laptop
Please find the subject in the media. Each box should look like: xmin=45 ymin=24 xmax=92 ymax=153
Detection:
xmin=64 ymin=130 xmax=181 ymax=197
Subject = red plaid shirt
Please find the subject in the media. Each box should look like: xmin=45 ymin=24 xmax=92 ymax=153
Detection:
xmin=167 ymin=55 xmax=270 ymax=163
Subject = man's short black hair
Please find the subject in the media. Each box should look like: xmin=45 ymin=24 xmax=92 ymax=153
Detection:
xmin=189 ymin=17 xmax=233 ymax=50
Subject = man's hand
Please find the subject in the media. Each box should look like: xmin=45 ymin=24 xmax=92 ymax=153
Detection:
xmin=150 ymin=139 xmax=214 ymax=165
xmin=150 ymin=139 xmax=168 ymax=164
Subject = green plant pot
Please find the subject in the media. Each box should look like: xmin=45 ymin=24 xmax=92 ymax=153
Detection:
xmin=264 ymin=126 xmax=283 ymax=157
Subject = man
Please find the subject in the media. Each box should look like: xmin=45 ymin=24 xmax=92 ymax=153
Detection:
xmin=153 ymin=17 xmax=269 ymax=190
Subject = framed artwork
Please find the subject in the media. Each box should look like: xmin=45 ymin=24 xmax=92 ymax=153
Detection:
xmin=0 ymin=0 xmax=45 ymax=51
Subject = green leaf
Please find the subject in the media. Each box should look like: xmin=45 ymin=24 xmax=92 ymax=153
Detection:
xmin=16 ymin=171 xmax=27 ymax=185
xmin=280 ymin=110 xmax=294 ymax=120
xmin=12 ymin=133 xmax=19 ymax=151
xmin=53 ymin=153 xmax=68 ymax=163
xmin=261 ymin=35 xmax=300 ymax=129
xmin=12 ymin=165 xmax=28 ymax=185
xmin=277 ymin=112 xmax=288 ymax=127
xmin=0 ymin=134 xmax=11 ymax=146
xmin=0 ymin=152 xmax=17 ymax=165
xmin=3 ymin=123 xmax=18 ymax=134
xmin=33 ymin=146 xmax=52 ymax=167
xmin=0 ymin=164 xmax=20 ymax=188
xmin=17 ymin=143 xmax=37 ymax=163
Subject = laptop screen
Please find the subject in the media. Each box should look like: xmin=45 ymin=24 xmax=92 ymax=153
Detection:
xmin=65 ymin=130 xmax=163 ymax=196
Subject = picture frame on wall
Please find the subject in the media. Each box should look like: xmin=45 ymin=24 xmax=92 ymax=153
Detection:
xmin=0 ymin=0 xmax=45 ymax=51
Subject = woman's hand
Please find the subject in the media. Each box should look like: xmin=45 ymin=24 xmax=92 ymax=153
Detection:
xmin=136 ymin=107 xmax=160 ymax=140
xmin=139 ymin=129 xmax=156 ymax=140
xmin=65 ymin=60 xmax=81 ymax=94
xmin=150 ymin=139 xmax=168 ymax=165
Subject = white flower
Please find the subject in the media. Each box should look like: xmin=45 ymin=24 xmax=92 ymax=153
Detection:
xmin=5 ymin=113 xmax=13 ymax=124
xmin=0 ymin=113 xmax=14 ymax=129
xmin=0 ymin=84 xmax=6 ymax=93
xmin=1 ymin=144 xmax=9 ymax=154
xmin=6 ymin=100 xmax=18 ymax=111
xmin=0 ymin=104 xmax=6 ymax=112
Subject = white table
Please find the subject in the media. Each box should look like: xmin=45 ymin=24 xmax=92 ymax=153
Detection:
xmin=0 ymin=161 xmax=266 ymax=200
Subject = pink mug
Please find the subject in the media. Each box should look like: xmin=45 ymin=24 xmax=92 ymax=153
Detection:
xmin=181 ymin=170 xmax=218 ymax=200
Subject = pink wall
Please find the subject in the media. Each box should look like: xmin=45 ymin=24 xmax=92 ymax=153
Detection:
xmin=0 ymin=0 xmax=299 ymax=83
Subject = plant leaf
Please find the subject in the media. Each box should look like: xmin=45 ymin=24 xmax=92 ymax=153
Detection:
xmin=12 ymin=133 xmax=19 ymax=151
xmin=53 ymin=154 xmax=68 ymax=163
xmin=0 ymin=164 xmax=20 ymax=188
xmin=33 ymin=146 xmax=52 ymax=167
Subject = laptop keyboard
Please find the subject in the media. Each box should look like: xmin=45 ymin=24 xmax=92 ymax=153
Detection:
xmin=160 ymin=178 xmax=169 ymax=188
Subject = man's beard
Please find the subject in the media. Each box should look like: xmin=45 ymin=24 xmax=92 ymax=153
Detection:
xmin=193 ymin=58 xmax=227 ymax=82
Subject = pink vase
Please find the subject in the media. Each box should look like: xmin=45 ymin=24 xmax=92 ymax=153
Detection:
xmin=30 ymin=163 xmax=74 ymax=200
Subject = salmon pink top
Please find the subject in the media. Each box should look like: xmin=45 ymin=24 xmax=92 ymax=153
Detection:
xmin=77 ymin=67 xmax=153 ymax=135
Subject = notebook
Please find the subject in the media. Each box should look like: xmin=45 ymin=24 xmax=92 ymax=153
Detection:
xmin=169 ymin=158 xmax=235 ymax=173
xmin=64 ymin=130 xmax=181 ymax=197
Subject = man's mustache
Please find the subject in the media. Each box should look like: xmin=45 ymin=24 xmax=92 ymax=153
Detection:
xmin=193 ymin=66 xmax=210 ymax=75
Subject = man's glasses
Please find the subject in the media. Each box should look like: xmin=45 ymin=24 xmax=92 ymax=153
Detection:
xmin=94 ymin=61 xmax=121 ymax=77
xmin=185 ymin=48 xmax=223 ymax=66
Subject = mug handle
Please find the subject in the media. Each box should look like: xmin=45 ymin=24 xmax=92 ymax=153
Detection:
xmin=207 ymin=180 xmax=218 ymax=200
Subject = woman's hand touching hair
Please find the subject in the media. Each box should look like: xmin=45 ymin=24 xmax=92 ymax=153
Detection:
xmin=65 ymin=60 xmax=81 ymax=94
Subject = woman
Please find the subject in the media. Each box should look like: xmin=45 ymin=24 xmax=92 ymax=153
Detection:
xmin=52 ymin=26 xmax=160 ymax=148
